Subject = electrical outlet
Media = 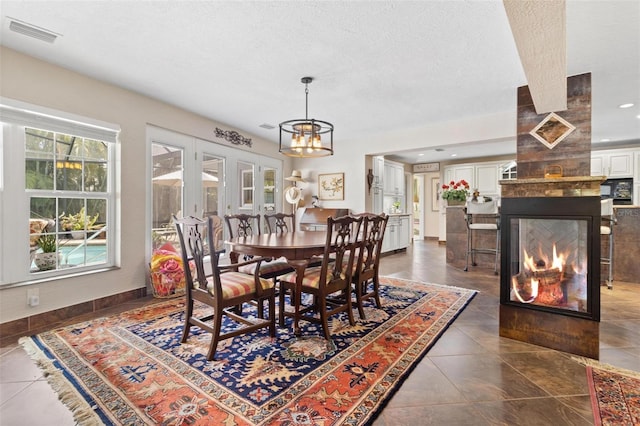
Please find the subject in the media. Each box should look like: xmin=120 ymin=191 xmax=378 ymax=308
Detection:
xmin=27 ymin=288 xmax=40 ymax=307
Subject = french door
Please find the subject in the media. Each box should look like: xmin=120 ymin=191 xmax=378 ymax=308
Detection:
xmin=147 ymin=126 xmax=282 ymax=254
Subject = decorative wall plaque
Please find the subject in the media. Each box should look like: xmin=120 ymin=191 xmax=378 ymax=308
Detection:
xmin=413 ymin=162 xmax=440 ymax=172
xmin=214 ymin=127 xmax=252 ymax=147
xmin=529 ymin=112 xmax=575 ymax=150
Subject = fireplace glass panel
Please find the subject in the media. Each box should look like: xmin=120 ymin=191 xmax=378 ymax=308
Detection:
xmin=508 ymin=217 xmax=588 ymax=313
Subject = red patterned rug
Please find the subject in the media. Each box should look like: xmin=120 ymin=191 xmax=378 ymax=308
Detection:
xmin=585 ymin=362 xmax=640 ymax=426
xmin=20 ymin=277 xmax=475 ymax=425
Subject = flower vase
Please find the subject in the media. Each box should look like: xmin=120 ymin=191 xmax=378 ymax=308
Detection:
xmin=447 ymin=199 xmax=465 ymax=206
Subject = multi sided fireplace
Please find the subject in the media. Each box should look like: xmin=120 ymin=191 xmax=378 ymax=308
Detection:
xmin=498 ymin=181 xmax=603 ymax=359
xmin=501 ymin=196 xmax=600 ymax=321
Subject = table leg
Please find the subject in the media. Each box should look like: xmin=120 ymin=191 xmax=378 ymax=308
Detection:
xmin=287 ymin=259 xmax=309 ymax=336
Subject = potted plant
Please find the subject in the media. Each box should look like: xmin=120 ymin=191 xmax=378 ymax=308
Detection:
xmin=60 ymin=207 xmax=99 ymax=239
xmin=441 ymin=179 xmax=470 ymax=205
xmin=34 ymin=234 xmax=58 ymax=271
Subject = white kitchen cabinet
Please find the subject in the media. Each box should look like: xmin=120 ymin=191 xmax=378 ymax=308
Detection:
xmin=398 ymin=215 xmax=411 ymax=248
xmin=443 ymin=162 xmax=504 ymax=200
xmin=371 ymin=156 xmax=385 ymax=213
xmin=383 ymin=161 xmax=405 ymax=196
xmin=372 ymin=185 xmax=384 ymax=214
xmin=382 ymin=214 xmax=411 ymax=253
xmin=591 ymin=149 xmax=635 ymax=178
xmin=445 ymin=165 xmax=474 ymax=189
xmin=475 ymin=164 xmax=500 ymax=195
xmin=373 ymin=155 xmax=385 ymax=187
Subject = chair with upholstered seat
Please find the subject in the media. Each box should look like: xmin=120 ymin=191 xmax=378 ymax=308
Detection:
xmin=224 ymin=213 xmax=294 ymax=315
xmin=224 ymin=213 xmax=293 ymax=276
xmin=174 ymin=215 xmax=276 ymax=360
xmin=600 ymin=199 xmax=616 ymax=289
xmin=264 ymin=212 xmax=300 ymax=325
xmin=464 ymin=200 xmax=500 ymax=275
xmin=351 ymin=213 xmax=389 ymax=319
xmin=278 ymin=215 xmax=363 ymax=340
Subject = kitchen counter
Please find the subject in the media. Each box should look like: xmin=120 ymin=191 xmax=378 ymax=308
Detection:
xmin=382 ymin=214 xmax=411 ymax=254
xmin=445 ymin=206 xmax=500 ymax=272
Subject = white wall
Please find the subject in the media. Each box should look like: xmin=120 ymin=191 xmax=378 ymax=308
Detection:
xmin=0 ymin=47 xmax=293 ymax=323
xmin=1 ymin=46 xmax=519 ymax=324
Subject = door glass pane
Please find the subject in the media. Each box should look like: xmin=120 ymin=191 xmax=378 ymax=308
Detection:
xmin=238 ymin=161 xmax=254 ymax=210
xmin=263 ymin=167 xmax=276 ymax=212
xmin=152 ymin=143 xmax=183 ymax=249
xmin=202 ymin=153 xmax=224 ymax=217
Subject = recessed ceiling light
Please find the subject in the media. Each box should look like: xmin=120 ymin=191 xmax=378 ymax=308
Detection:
xmin=418 ymin=153 xmax=424 ymax=156
xmin=451 ymin=154 xmax=457 ymax=157
xmin=601 ymin=138 xmax=611 ymax=142
xmin=618 ymin=103 xmax=634 ymax=109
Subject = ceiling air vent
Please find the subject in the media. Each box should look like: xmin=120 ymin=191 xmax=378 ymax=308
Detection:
xmin=259 ymin=123 xmax=276 ymax=130
xmin=9 ymin=18 xmax=59 ymax=43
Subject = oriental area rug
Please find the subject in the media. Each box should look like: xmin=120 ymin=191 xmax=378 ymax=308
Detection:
xmin=579 ymin=358 xmax=640 ymax=426
xmin=20 ymin=276 xmax=476 ymax=426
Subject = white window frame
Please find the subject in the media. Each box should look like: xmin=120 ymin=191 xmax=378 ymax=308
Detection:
xmin=0 ymin=98 xmax=119 ymax=286
xmin=240 ymin=168 xmax=255 ymax=210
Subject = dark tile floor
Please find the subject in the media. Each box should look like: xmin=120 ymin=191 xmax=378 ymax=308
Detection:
xmin=1 ymin=240 xmax=638 ymax=425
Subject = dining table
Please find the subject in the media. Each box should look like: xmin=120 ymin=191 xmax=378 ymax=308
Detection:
xmin=226 ymin=231 xmax=329 ymax=336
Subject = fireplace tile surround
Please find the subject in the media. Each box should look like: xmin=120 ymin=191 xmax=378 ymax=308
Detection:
xmin=499 ymin=176 xmax=604 ymax=358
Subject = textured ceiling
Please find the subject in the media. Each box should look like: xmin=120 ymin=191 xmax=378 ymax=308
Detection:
xmin=0 ymin=0 xmax=638 ymax=164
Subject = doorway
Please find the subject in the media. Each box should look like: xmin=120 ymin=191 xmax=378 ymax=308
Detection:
xmin=147 ymin=126 xmax=282 ymax=253
xmin=413 ymin=175 xmax=424 ymax=239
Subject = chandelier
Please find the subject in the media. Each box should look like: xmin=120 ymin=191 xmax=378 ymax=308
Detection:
xmin=279 ymin=77 xmax=334 ymax=157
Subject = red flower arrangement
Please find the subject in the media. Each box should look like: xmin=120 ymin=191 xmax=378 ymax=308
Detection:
xmin=441 ymin=179 xmax=470 ymax=202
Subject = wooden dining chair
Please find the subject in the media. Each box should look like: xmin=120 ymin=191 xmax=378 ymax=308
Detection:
xmin=264 ymin=212 xmax=296 ymax=234
xmin=174 ymin=215 xmax=276 ymax=360
xmin=224 ymin=213 xmax=294 ymax=314
xmin=224 ymin=213 xmax=261 ymax=239
xmin=351 ymin=213 xmax=389 ymax=319
xmin=278 ymin=215 xmax=364 ymax=340
xmin=207 ymin=214 xmax=224 ymax=252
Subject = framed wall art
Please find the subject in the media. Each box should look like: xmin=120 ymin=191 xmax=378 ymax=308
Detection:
xmin=318 ymin=173 xmax=344 ymax=200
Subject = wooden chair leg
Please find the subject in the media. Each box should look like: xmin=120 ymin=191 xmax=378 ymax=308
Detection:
xmin=355 ymin=283 xmax=366 ymax=320
xmin=346 ymin=292 xmax=355 ymax=326
xmin=207 ymin=310 xmax=224 ymax=361
xmin=257 ymin=299 xmax=264 ymax=319
xmin=319 ymin=297 xmax=332 ymax=340
xmin=180 ymin=299 xmax=194 ymax=343
xmin=278 ymin=287 xmax=287 ymax=327
xmin=268 ymin=295 xmax=276 ymax=337
xmin=373 ymin=278 xmax=382 ymax=308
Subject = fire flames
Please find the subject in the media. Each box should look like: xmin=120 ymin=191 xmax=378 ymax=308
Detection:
xmin=511 ymin=243 xmax=586 ymax=310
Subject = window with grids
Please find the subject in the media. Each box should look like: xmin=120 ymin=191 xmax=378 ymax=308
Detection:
xmin=0 ymin=100 xmax=118 ymax=284
xmin=26 ymin=128 xmax=110 ymax=272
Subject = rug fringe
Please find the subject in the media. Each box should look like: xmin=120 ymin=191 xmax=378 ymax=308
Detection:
xmin=19 ymin=336 xmax=104 ymax=426
xmin=571 ymin=355 xmax=640 ymax=379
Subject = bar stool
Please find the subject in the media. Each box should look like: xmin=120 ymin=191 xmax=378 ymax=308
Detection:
xmin=464 ymin=200 xmax=500 ymax=275
xmin=600 ymin=199 xmax=616 ymax=289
